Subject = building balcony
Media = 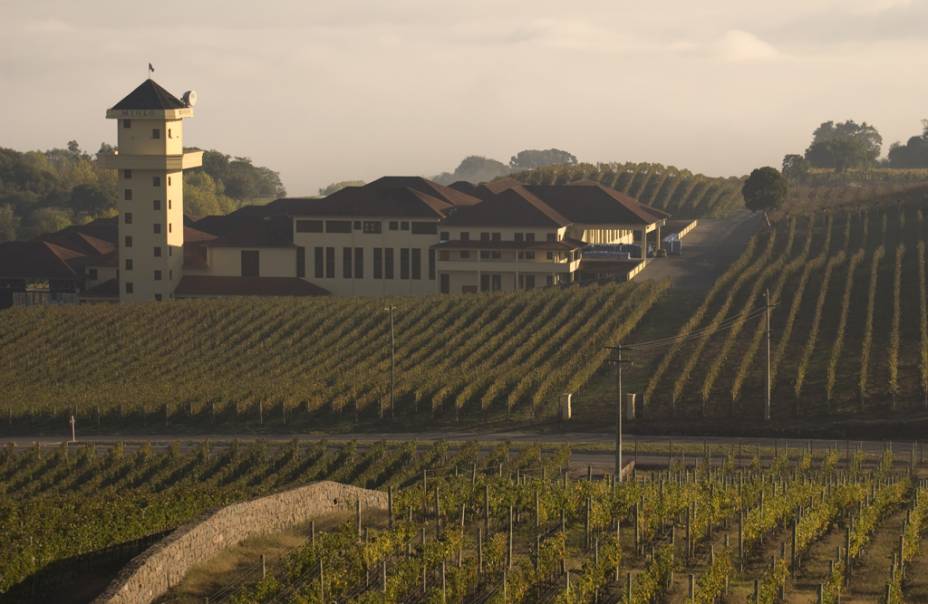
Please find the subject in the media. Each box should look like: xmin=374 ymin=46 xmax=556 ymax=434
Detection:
xmin=436 ymin=258 xmax=581 ymax=273
xmin=97 ymin=150 xmax=203 ymax=171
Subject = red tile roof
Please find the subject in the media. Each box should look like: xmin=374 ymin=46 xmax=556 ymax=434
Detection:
xmin=174 ymin=276 xmax=329 ymax=297
xmin=0 ymin=241 xmax=81 ymax=280
xmin=281 ymin=186 xmax=451 ymax=219
xmin=38 ymin=229 xmax=115 ymax=257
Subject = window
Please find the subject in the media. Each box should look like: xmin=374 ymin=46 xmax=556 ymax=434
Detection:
xmin=400 ymin=248 xmax=410 ymax=279
xmin=125 ymin=282 xmax=134 ymax=294
xmin=296 ymin=220 xmax=324 ymax=233
xmin=547 ymin=275 xmax=554 ymax=286
xmin=152 ymin=128 xmax=161 ymax=139
xmin=124 ymin=212 xmax=133 ymax=224
xmin=153 ymin=199 xmax=161 ymax=210
xmin=168 ymin=199 xmax=172 ymax=210
xmin=480 ymin=251 xmax=501 ymax=260
xmin=152 ymin=176 xmax=161 ymax=187
xmin=389 ymin=221 xmax=398 ymax=231
xmin=373 ymin=248 xmax=383 ymax=279
xmin=154 ymin=270 xmax=162 ymax=281
xmin=241 ymin=250 xmax=260 ymax=277
xmin=354 ymin=247 xmax=364 ymax=278
xmin=153 ymin=223 xmax=162 ymax=234
xmin=440 ymin=273 xmax=450 ymax=294
xmin=343 ymin=248 xmax=353 ymax=278
xmin=460 ymin=251 xmax=471 ymax=259
xmin=123 ymin=169 xmax=132 ymax=179
xmin=526 ymin=233 xmax=535 ymax=243
xmin=168 ymin=248 xmax=173 ymax=256
xmin=87 ymin=268 xmax=98 ymax=280
xmin=168 ymin=176 xmax=172 ymax=186
xmin=169 ymin=269 xmax=173 ymax=280
xmin=167 ymin=128 xmax=172 ymax=139
xmin=325 ymin=247 xmax=335 ymax=278
xmin=122 ymin=119 xmax=131 ymax=128
xmin=314 ymin=247 xmax=324 ymax=278
xmin=353 ymin=221 xmax=362 ymax=230
xmin=439 ymin=250 xmax=450 ymax=261
xmin=492 ymin=233 xmax=501 ymax=242
xmin=124 ymin=236 xmax=133 ymax=248
xmin=296 ymin=247 xmax=306 ymax=278
xmin=411 ymin=222 xmax=437 ymax=235
xmin=384 ymin=248 xmax=395 ymax=279
xmin=492 ymin=274 xmax=501 ymax=291
xmin=362 ymin=221 xmax=382 ymax=234
xmin=480 ymin=232 xmax=490 ymax=242
xmin=428 ymin=249 xmax=435 ymax=280
xmin=460 ymin=232 xmax=470 ymax=241
xmin=411 ymin=248 xmax=422 ymax=279
xmin=155 ymin=294 xmax=162 ymax=301
xmin=515 ymin=233 xmax=524 ymax=242
xmin=326 ymin=220 xmax=352 ymax=233
xmin=546 ymin=252 xmax=554 ymax=260
xmin=169 ymin=223 xmax=173 ymax=233
xmin=400 ymin=221 xmax=409 ymax=231
xmin=154 ymin=247 xmax=162 ymax=257
xmin=480 ymin=274 xmax=489 ymax=292
xmin=124 ymin=188 xmax=133 ymax=201
xmin=524 ymin=275 xmax=536 ymax=289
xmin=440 ymin=231 xmax=449 ymax=241
xmin=125 ymin=259 xmax=133 ymax=270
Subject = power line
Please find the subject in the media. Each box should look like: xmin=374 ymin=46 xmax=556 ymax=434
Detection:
xmin=624 ymin=305 xmax=767 ymax=351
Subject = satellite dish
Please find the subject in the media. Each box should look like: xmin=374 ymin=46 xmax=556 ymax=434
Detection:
xmin=182 ymin=90 xmax=198 ymax=107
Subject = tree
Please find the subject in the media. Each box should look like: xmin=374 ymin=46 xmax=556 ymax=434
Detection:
xmin=70 ymin=183 xmax=112 ymax=216
xmin=318 ymin=180 xmax=365 ymax=196
xmin=184 ymin=171 xmax=238 ymax=219
xmin=742 ymin=167 xmax=787 ymax=221
xmin=781 ymin=154 xmax=810 ymax=181
xmin=24 ymin=207 xmax=72 ymax=239
xmin=509 ymin=148 xmax=577 ymax=171
xmin=887 ymin=119 xmax=928 ymax=168
xmin=803 ymin=120 xmax=882 ymax=172
xmin=0 ymin=205 xmax=19 ymax=242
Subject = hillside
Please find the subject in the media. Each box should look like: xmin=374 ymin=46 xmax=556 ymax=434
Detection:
xmin=508 ymin=162 xmax=745 ymax=218
xmin=0 ymin=280 xmax=665 ymax=432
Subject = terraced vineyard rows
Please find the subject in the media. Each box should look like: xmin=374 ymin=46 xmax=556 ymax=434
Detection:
xmin=509 ymin=162 xmax=745 ymax=218
xmin=0 ymin=280 xmax=665 ymax=430
xmin=638 ymin=196 xmax=928 ymax=419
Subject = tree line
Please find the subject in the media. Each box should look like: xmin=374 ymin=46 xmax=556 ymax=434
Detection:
xmin=0 ymin=142 xmax=285 ymax=242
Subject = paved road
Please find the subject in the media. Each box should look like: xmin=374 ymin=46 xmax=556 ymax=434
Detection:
xmin=640 ymin=210 xmax=762 ymax=289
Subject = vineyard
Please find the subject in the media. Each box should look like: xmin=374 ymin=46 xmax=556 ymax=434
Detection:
xmin=5 ymin=438 xmax=928 ymax=604
xmin=508 ymin=162 xmax=745 ymax=219
xmin=0 ymin=280 xmax=664 ymax=432
xmin=631 ymin=193 xmax=928 ymax=422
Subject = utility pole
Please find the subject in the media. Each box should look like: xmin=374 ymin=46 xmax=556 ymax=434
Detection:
xmin=384 ymin=305 xmax=397 ymax=419
xmin=69 ymin=415 xmax=76 ymax=443
xmin=606 ymin=345 xmax=631 ymax=481
xmin=764 ymin=289 xmax=771 ymax=422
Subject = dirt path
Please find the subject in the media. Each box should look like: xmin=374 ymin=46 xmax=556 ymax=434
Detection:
xmin=785 ymin=523 xmax=846 ymax=603
xmin=639 ymin=210 xmax=762 ymax=290
xmin=903 ymin=525 xmax=928 ymax=603
xmin=845 ymin=508 xmax=906 ymax=603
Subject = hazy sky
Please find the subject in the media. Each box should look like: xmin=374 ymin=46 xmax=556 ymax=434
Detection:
xmin=2 ymin=0 xmax=927 ymax=195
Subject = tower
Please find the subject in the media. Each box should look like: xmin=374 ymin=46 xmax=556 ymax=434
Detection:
xmin=101 ymin=79 xmax=202 ymax=302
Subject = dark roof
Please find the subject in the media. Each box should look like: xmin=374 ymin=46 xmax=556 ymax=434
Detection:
xmin=206 ymin=215 xmax=294 ymax=247
xmin=448 ymin=181 xmax=480 ymax=196
xmin=184 ymin=225 xmax=218 ymax=243
xmin=110 ymin=79 xmax=187 ymax=111
xmin=38 ymin=229 xmax=115 ymax=257
xmin=366 ymin=176 xmax=481 ymax=207
xmin=442 ymin=186 xmax=569 ymax=228
xmin=80 ymin=251 xmax=118 ymax=268
xmin=81 ymin=278 xmax=119 ymax=299
xmin=524 ymin=183 xmax=660 ymax=225
xmin=175 ymin=276 xmax=329 ymax=297
xmin=0 ymin=241 xmax=80 ymax=280
xmin=280 ymin=186 xmax=450 ymax=219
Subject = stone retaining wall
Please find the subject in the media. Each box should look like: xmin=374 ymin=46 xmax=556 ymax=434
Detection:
xmin=92 ymin=481 xmax=386 ymax=604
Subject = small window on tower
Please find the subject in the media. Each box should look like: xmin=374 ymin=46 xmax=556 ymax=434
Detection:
xmin=125 ymin=259 xmax=133 ymax=270
xmin=124 ymin=189 xmax=133 ymax=201
xmin=124 ymin=212 xmax=133 ymax=224
xmin=154 ymin=247 xmax=162 ymax=257
xmin=123 ymin=169 xmax=132 ymax=179
xmin=168 ymin=199 xmax=172 ymax=210
xmin=153 ymin=224 xmax=162 ymax=234
xmin=168 ymin=128 xmax=173 ymax=139
xmin=168 ymin=176 xmax=172 ymax=186
xmin=122 ymin=119 xmax=132 ymax=128
xmin=153 ymin=199 xmax=161 ymax=210
xmin=169 ymin=269 xmax=173 ymax=280
xmin=152 ymin=128 xmax=161 ymax=139
xmin=125 ymin=282 xmax=134 ymax=294
xmin=124 ymin=236 xmax=133 ymax=248
xmin=168 ymin=223 xmax=172 ymax=233
xmin=154 ymin=270 xmax=162 ymax=281
xmin=152 ymin=176 xmax=161 ymax=187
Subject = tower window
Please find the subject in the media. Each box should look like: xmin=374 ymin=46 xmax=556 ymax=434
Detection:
xmin=168 ymin=176 xmax=172 ymax=186
xmin=168 ymin=128 xmax=173 ymax=139
xmin=168 ymin=223 xmax=172 ymax=233
xmin=123 ymin=169 xmax=132 ymax=179
xmin=153 ymin=199 xmax=161 ymax=210
xmin=124 ymin=189 xmax=133 ymax=201
xmin=152 ymin=128 xmax=161 ymax=139
xmin=125 ymin=282 xmax=134 ymax=294
xmin=168 ymin=199 xmax=172 ymax=210
xmin=153 ymin=224 xmax=162 ymax=234
xmin=152 ymin=176 xmax=161 ymax=187
xmin=124 ymin=212 xmax=133 ymax=224
xmin=154 ymin=247 xmax=162 ymax=257
xmin=154 ymin=270 xmax=162 ymax=281
xmin=125 ymin=259 xmax=133 ymax=270
xmin=122 ymin=119 xmax=131 ymax=128
xmin=124 ymin=236 xmax=133 ymax=248
xmin=169 ymin=269 xmax=173 ymax=280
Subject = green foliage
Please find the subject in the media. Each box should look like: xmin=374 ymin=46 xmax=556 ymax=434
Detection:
xmin=782 ymin=154 xmax=811 ymax=181
xmin=805 ymin=120 xmax=883 ymax=172
xmin=887 ymin=119 xmax=928 ymax=168
xmin=510 ymin=148 xmax=577 ymax=170
xmin=742 ymin=166 xmax=788 ymax=213
xmin=433 ymin=156 xmax=511 ymax=186
xmin=317 ymin=180 xmax=365 ymax=196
